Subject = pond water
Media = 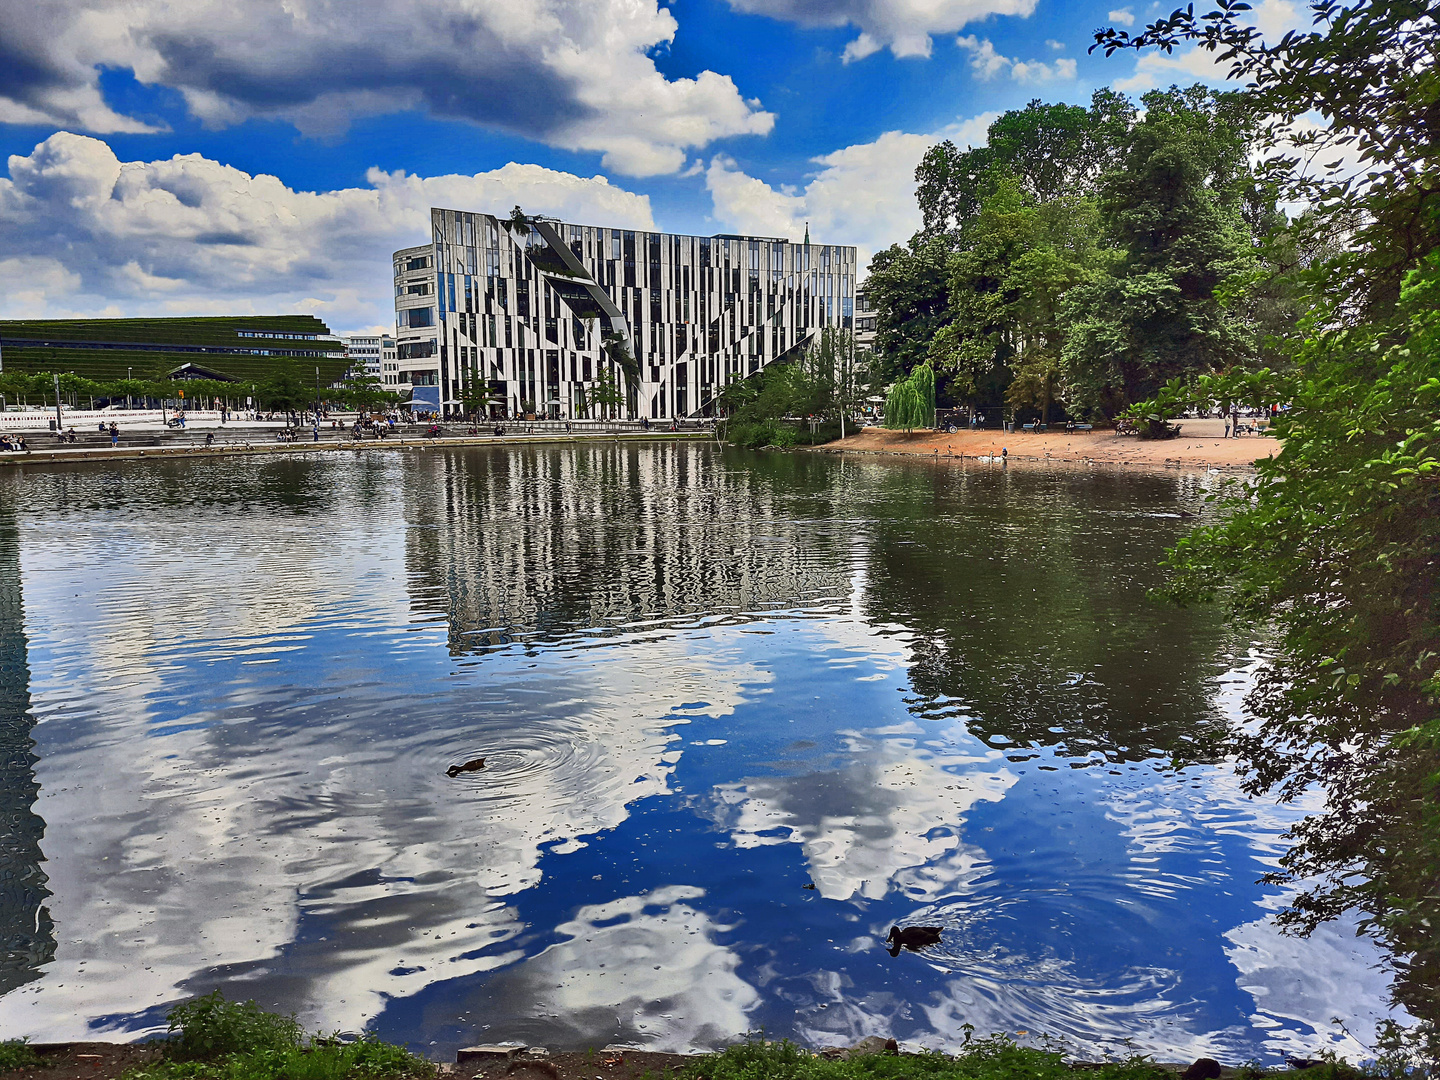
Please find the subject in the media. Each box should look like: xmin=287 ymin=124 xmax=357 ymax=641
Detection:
xmin=0 ymin=443 xmax=1395 ymax=1060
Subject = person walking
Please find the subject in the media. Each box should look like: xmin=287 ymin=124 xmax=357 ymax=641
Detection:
xmin=109 ymin=424 xmax=119 ymax=448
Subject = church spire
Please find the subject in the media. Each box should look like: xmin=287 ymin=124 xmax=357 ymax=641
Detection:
xmin=803 ymin=221 xmax=810 ymax=245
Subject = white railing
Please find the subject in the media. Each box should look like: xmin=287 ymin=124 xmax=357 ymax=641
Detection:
xmin=0 ymin=409 xmax=224 ymax=430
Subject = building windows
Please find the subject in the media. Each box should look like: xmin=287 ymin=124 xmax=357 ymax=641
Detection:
xmin=403 ymin=307 xmax=435 ymax=328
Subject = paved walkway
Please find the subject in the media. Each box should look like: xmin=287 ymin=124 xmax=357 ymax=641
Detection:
xmin=0 ymin=429 xmax=714 ymax=469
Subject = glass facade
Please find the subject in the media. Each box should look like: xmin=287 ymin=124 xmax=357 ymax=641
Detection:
xmin=400 ymin=209 xmax=857 ymax=419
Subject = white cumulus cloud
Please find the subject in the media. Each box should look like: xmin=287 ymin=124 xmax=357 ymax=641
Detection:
xmin=1108 ymin=7 xmax=1137 ymax=25
xmin=724 ymin=0 xmax=1038 ymax=61
xmin=0 ymin=0 xmax=773 ymax=177
xmin=958 ymin=35 xmax=1079 ymax=83
xmin=0 ymin=132 xmax=656 ymax=333
xmin=705 ymin=113 xmax=995 ymax=274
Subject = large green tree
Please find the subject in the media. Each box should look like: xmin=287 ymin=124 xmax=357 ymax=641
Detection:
xmin=914 ymin=90 xmax=1137 ymax=240
xmin=1097 ymin=0 xmax=1440 ymax=1037
xmin=931 ymin=179 xmax=1102 ymax=423
xmin=862 ymin=237 xmax=952 ymax=383
xmin=1061 ymin=88 xmax=1258 ymax=418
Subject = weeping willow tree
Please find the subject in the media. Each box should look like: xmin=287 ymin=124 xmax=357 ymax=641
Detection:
xmin=884 ymin=363 xmax=936 ymax=432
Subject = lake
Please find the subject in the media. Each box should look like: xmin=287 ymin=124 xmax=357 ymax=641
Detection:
xmin=0 ymin=442 xmax=1396 ymax=1060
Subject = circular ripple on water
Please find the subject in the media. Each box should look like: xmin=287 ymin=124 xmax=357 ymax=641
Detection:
xmin=437 ymin=726 xmax=608 ymax=805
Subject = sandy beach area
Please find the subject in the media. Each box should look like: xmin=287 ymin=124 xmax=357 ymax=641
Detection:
xmin=819 ymin=418 xmax=1274 ymax=473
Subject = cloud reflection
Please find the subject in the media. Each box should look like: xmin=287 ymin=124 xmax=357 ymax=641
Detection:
xmin=711 ymin=725 xmax=1015 ymax=901
xmin=444 ymin=885 xmax=758 ymax=1051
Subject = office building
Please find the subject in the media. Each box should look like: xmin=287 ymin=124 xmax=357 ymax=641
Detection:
xmin=394 ymin=210 xmax=857 ymax=419
xmin=343 ymin=334 xmax=394 ymax=381
xmin=0 ymin=316 xmax=347 ymax=385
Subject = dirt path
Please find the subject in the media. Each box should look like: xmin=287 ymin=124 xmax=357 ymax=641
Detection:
xmin=820 ymin=422 xmax=1273 ymax=474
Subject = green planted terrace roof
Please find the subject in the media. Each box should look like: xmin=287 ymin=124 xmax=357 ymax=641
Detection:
xmin=0 ymin=315 xmax=347 ymax=383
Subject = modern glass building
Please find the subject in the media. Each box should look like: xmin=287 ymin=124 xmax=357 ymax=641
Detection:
xmin=394 ymin=210 xmax=857 ymax=419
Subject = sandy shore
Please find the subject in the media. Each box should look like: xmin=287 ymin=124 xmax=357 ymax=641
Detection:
xmin=819 ymin=419 xmax=1273 ymax=473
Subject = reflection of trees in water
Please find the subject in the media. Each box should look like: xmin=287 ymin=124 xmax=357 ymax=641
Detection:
xmin=858 ymin=466 xmax=1241 ymax=762
xmin=0 ymin=513 xmax=55 ymax=994
xmin=402 ymin=443 xmax=857 ymax=654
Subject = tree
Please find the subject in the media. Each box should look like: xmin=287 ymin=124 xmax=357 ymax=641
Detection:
xmin=600 ymin=331 xmax=638 ymax=417
xmin=932 ymin=179 xmax=1101 ymax=423
xmin=459 ymin=379 xmax=494 ymax=419
xmin=862 ymin=238 xmax=951 ymax=383
xmin=1098 ymin=0 xmax=1440 ymax=1036
xmin=1061 ymin=88 xmax=1258 ymax=418
xmin=914 ymin=91 xmax=1137 ymax=240
xmin=256 ymin=364 xmax=311 ymax=416
xmin=883 ymin=363 xmax=936 ymax=432
xmin=589 ymin=363 xmax=625 ymax=420
xmin=342 ymin=374 xmax=392 ymax=414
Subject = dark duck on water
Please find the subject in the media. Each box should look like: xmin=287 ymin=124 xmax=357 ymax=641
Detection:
xmin=886 ymin=925 xmax=943 ymax=956
xmin=446 ymin=757 xmax=486 ymax=777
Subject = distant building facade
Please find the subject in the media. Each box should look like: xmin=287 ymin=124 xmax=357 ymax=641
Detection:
xmin=393 ymin=210 xmax=857 ymax=419
xmin=343 ymin=334 xmax=393 ymax=381
xmin=854 ymin=288 xmax=877 ymax=359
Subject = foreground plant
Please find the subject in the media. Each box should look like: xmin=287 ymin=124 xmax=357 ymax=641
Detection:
xmin=1095 ymin=0 xmax=1440 ymax=1047
xmin=678 ymin=1034 xmax=1167 ymax=1080
xmin=126 ymin=992 xmax=432 ymax=1080
xmin=0 ymin=1041 xmax=40 ymax=1072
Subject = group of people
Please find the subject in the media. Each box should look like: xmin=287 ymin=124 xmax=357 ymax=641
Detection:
xmin=0 ymin=434 xmax=29 ymax=451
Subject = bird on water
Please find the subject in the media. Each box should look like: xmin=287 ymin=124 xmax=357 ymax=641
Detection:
xmin=446 ymin=757 xmax=486 ymax=777
xmin=886 ymin=925 xmax=943 ymax=956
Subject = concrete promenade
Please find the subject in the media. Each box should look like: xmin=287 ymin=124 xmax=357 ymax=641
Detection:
xmin=0 ymin=427 xmax=715 ymax=469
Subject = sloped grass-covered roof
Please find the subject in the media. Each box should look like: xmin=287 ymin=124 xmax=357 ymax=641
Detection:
xmin=0 ymin=315 xmax=347 ymax=384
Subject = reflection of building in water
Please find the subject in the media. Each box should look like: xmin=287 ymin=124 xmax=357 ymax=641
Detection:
xmin=0 ymin=514 xmax=55 ymax=994
xmin=402 ymin=443 xmax=857 ymax=654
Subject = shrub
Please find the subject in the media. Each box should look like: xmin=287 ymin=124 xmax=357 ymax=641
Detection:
xmin=165 ymin=992 xmax=302 ymax=1061
xmin=0 ymin=1040 xmax=40 ymax=1072
xmin=139 ymin=993 xmax=432 ymax=1080
xmin=677 ymin=1034 xmax=1167 ymax=1080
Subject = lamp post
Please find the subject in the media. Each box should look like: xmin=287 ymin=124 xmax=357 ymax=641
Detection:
xmin=52 ymin=373 xmax=62 ymax=432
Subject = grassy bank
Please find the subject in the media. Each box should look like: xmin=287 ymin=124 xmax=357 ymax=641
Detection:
xmin=0 ymin=994 xmax=1413 ymax=1080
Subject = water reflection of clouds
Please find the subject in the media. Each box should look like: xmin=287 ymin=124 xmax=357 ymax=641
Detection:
xmin=3 ymin=577 xmax=770 ymax=1040
xmin=711 ymin=723 xmax=1016 ymax=902
xmin=451 ymin=885 xmax=758 ymax=1052
xmin=1105 ymin=762 xmax=1403 ymax=1061
xmin=0 ymin=454 xmax=1405 ymax=1060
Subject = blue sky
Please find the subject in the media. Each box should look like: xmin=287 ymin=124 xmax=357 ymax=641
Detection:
xmin=0 ymin=0 xmax=1259 ymax=333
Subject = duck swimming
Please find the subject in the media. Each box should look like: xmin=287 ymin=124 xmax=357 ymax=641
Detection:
xmin=886 ymin=925 xmax=943 ymax=956
xmin=446 ymin=757 xmax=486 ymax=777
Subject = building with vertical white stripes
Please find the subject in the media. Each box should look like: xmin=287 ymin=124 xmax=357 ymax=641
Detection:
xmin=393 ymin=209 xmax=857 ymax=420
